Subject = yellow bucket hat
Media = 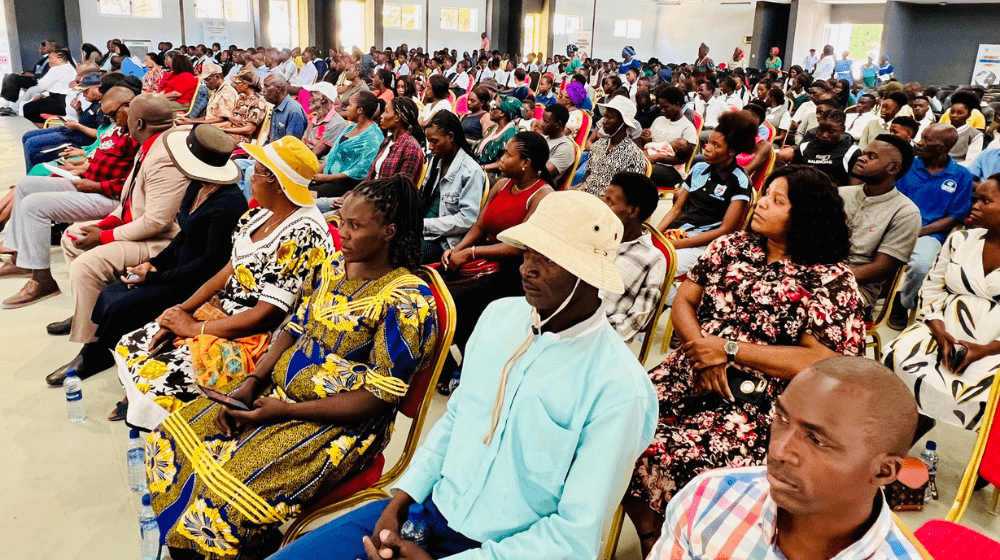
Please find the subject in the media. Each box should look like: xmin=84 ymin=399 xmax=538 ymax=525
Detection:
xmin=240 ymin=136 xmax=319 ymax=206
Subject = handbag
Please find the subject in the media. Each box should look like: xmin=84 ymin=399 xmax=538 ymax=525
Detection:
xmin=675 ymin=367 xmax=770 ymax=416
xmin=884 ymin=457 xmax=929 ymax=512
xmin=459 ymin=259 xmax=499 ymax=278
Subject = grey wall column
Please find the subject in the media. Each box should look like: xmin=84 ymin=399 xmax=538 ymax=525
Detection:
xmin=63 ymin=0 xmax=81 ymax=56
xmin=11 ymin=0 xmax=68 ymax=71
xmin=373 ymin=0 xmax=384 ymax=49
xmin=2 ymin=0 xmax=21 ymax=72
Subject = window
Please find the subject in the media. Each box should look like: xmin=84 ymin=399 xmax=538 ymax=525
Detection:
xmin=195 ymin=0 xmax=249 ymax=21
xmin=552 ymin=14 xmax=581 ymax=36
xmin=340 ymin=1 xmax=365 ymax=50
xmin=383 ymin=3 xmax=420 ymax=30
xmin=99 ymin=0 xmax=161 ymax=18
xmin=614 ymin=18 xmax=641 ymax=39
xmin=823 ymin=23 xmax=884 ymax=79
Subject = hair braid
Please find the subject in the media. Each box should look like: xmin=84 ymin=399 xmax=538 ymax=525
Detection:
xmin=353 ymin=175 xmax=422 ymax=271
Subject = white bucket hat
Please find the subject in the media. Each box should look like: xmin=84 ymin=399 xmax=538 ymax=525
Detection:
xmin=498 ymin=191 xmax=625 ymax=294
xmin=597 ymin=95 xmax=642 ymax=136
xmin=163 ymin=124 xmax=240 ymax=184
xmin=305 ymin=81 xmax=338 ymax=103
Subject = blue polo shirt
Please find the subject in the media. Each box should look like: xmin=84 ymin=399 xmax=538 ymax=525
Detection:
xmin=969 ymin=148 xmax=1000 ymax=181
xmin=895 ymin=156 xmax=974 ymax=242
xmin=269 ymin=95 xmax=308 ymax=142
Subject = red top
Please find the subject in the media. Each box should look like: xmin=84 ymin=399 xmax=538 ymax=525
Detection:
xmin=479 ymin=179 xmax=547 ymax=242
xmin=162 ymin=71 xmax=199 ymax=105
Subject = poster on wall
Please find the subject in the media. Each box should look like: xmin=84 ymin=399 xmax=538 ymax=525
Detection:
xmin=458 ymin=8 xmax=473 ymax=32
xmin=0 ymin=0 xmax=11 ymax=74
xmin=972 ymin=44 xmax=1000 ymax=87
xmin=204 ymin=20 xmax=229 ymax=46
xmin=441 ymin=8 xmax=458 ymax=30
xmin=575 ymin=31 xmax=591 ymax=60
xmin=401 ymin=5 xmax=418 ymax=29
xmin=383 ymin=5 xmax=402 ymax=28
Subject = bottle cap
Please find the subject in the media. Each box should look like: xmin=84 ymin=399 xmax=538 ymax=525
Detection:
xmin=926 ymin=440 xmax=937 ymax=451
xmin=142 ymin=494 xmax=152 ymax=506
xmin=65 ymin=368 xmax=78 ymax=378
xmin=130 ymin=429 xmax=140 ymax=439
xmin=407 ymin=503 xmax=424 ymax=517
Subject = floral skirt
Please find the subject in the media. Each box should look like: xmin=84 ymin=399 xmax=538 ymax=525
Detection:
xmin=146 ymin=378 xmax=389 ymax=559
xmin=115 ymin=303 xmax=269 ymax=431
xmin=628 ymin=350 xmax=778 ymax=514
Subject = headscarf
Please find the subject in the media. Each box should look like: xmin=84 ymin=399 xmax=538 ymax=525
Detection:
xmin=733 ymin=47 xmax=744 ymax=61
xmin=497 ymin=95 xmax=523 ymax=122
xmin=770 ymin=47 xmax=780 ymax=56
xmin=623 ymin=46 xmax=636 ymax=58
xmin=565 ymin=81 xmax=586 ymax=107
xmin=566 ymin=44 xmax=579 ymax=56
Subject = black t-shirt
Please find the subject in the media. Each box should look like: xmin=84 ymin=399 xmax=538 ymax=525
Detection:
xmin=636 ymin=104 xmax=661 ymax=130
xmin=669 ymin=161 xmax=752 ymax=232
xmin=793 ymin=133 xmax=862 ymax=186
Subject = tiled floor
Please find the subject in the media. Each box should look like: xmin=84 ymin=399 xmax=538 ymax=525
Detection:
xmin=0 ymin=116 xmax=997 ymax=559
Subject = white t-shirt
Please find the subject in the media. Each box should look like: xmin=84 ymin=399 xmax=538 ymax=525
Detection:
xmin=650 ymin=116 xmax=698 ymax=145
xmin=421 ymin=99 xmax=452 ymax=121
xmin=814 ymin=56 xmax=835 ymax=80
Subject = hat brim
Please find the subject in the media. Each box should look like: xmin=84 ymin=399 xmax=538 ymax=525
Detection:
xmin=240 ymin=142 xmax=315 ymax=207
xmin=498 ymin=221 xmax=625 ymax=294
xmin=163 ymin=128 xmax=241 ymax=185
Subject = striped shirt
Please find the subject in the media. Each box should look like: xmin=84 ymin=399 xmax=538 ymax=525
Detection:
xmin=601 ymin=232 xmax=667 ymax=342
xmin=650 ymin=466 xmax=926 ymax=560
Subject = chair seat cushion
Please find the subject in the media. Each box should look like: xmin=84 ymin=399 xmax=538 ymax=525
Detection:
xmin=915 ymin=520 xmax=1000 ymax=559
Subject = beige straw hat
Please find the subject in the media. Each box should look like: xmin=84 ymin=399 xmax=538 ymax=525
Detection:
xmin=163 ymin=124 xmax=240 ymax=184
xmin=498 ymin=191 xmax=625 ymax=294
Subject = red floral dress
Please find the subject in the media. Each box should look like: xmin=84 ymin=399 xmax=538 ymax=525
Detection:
xmin=629 ymin=230 xmax=864 ymax=514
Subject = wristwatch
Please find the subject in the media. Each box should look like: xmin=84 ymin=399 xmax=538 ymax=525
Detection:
xmin=724 ymin=340 xmax=739 ymax=363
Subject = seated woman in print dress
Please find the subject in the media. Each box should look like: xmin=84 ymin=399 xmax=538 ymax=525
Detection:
xmin=115 ymin=137 xmax=334 ymax=430
xmin=623 ymin=165 xmax=866 ymax=558
xmin=884 ymin=175 xmax=1000 ymax=430
xmin=147 ymin=176 xmax=438 ymax=560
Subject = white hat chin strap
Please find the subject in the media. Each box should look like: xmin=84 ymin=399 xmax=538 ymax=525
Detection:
xmin=483 ymin=278 xmax=581 ymax=446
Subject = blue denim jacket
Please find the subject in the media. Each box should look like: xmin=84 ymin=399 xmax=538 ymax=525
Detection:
xmin=422 ymin=148 xmax=487 ymax=250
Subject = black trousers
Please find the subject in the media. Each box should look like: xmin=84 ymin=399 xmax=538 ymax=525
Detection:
xmin=650 ymin=163 xmax=684 ymax=190
xmin=312 ymin=177 xmax=361 ymax=198
xmin=23 ymin=93 xmax=66 ymax=124
xmin=1 ymin=74 xmax=37 ymax=102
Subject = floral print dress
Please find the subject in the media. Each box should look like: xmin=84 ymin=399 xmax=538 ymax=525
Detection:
xmin=146 ymin=253 xmax=438 ymax=559
xmin=115 ymin=206 xmax=333 ymax=431
xmin=629 ymin=231 xmax=864 ymax=514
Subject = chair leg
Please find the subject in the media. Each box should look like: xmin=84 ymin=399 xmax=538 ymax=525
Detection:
xmin=990 ymin=487 xmax=1000 ymax=516
xmin=871 ymin=331 xmax=882 ymax=362
xmin=603 ymin=505 xmax=625 ymax=560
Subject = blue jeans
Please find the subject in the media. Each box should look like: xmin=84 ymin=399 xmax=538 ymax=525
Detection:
xmin=268 ymin=497 xmax=479 ymax=560
xmin=22 ymin=127 xmax=93 ymax=172
xmin=900 ymin=235 xmax=943 ymax=309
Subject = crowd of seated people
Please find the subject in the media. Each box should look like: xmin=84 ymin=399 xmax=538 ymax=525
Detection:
xmin=4 ymin=35 xmax=1000 ymax=560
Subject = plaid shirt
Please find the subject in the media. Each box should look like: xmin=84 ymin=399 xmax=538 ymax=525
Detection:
xmin=601 ymin=232 xmax=667 ymax=342
xmin=82 ymin=126 xmax=140 ymax=198
xmin=651 ymin=466 xmax=926 ymax=560
xmin=365 ymin=131 xmax=424 ymax=185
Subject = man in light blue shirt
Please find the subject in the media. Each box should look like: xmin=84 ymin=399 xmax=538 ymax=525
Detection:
xmin=271 ymin=191 xmax=658 ymax=560
xmin=263 ymin=74 xmax=308 ymax=141
xmin=968 ymin=145 xmax=1000 ymax=183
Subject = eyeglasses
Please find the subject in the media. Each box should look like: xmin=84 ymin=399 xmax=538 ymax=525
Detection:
xmin=105 ymin=101 xmax=130 ymax=120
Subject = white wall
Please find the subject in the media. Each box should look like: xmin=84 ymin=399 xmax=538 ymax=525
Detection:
xmin=78 ymin=0 xmax=256 ymax=50
xmin=381 ymin=0 xmax=486 ymax=52
xmin=789 ymin=0 xmax=831 ymax=68
xmin=829 ymin=2 xmax=884 ymax=24
xmin=552 ymin=0 xmax=755 ymax=64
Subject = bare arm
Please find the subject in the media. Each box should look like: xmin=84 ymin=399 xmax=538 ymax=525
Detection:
xmin=920 ymin=217 xmax=960 ymax=238
xmin=849 ymin=253 xmax=903 ymax=286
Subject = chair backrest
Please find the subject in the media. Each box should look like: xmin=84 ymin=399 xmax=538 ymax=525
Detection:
xmin=869 ymin=263 xmax=906 ymax=329
xmin=762 ymin=121 xmax=776 ymax=143
xmin=252 ymin=105 xmax=273 ymax=146
xmin=573 ymin=111 xmax=591 ymax=148
xmin=741 ymin=183 xmax=763 ymax=231
xmin=186 ymin=83 xmax=211 ymax=119
xmin=532 ymin=104 xmax=545 ymax=120
xmin=749 ymin=147 xmax=776 ymax=192
xmin=685 ymin=139 xmax=700 ymax=175
xmin=415 ymin=160 xmax=428 ymax=190
xmin=644 ymin=158 xmax=653 ymax=178
xmin=529 ymin=71 xmax=540 ymax=91
xmin=447 ymin=91 xmax=456 ymax=108
xmin=637 ymin=224 xmax=678 ymax=365
xmin=558 ymin=141 xmax=582 ymax=191
xmin=947 ymin=368 xmax=1000 ymax=523
xmin=692 ymin=112 xmax=704 ymax=134
xmin=380 ymin=266 xmax=456 ymax=486
xmin=454 ymin=94 xmax=469 ymax=116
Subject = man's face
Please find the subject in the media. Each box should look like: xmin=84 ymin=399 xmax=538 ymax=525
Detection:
xmin=102 ymin=96 xmax=131 ymax=131
xmin=520 ymin=247 xmax=579 ymax=313
xmin=915 ymin=127 xmax=947 ymax=161
xmin=768 ymin=368 xmax=885 ymax=516
xmin=809 ymin=86 xmax=827 ymax=104
xmin=698 ymin=83 xmax=713 ymax=101
xmin=263 ymin=77 xmax=285 ymax=104
xmin=852 ymin=140 xmax=900 ymax=183
xmin=205 ymin=74 xmax=223 ymax=91
xmin=601 ymin=184 xmax=636 ymax=229
xmin=905 ymin=99 xmax=928 ymax=121
xmin=540 ymin=110 xmax=562 ymax=137
xmin=880 ymin=100 xmax=900 ymax=121
xmin=889 ymin=123 xmax=915 ymax=143
xmin=857 ymin=96 xmax=875 ymax=114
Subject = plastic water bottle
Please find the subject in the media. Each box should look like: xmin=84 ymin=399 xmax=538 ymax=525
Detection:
xmin=139 ymin=493 xmax=160 ymax=560
xmin=919 ymin=440 xmax=939 ymax=501
xmin=399 ymin=503 xmax=428 ymax=549
xmin=128 ymin=429 xmax=147 ymax=492
xmin=64 ymin=369 xmax=84 ymax=422
xmin=447 ymin=371 xmax=461 ymax=395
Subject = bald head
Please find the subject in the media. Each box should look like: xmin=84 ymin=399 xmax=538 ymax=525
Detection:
xmin=103 ymin=85 xmax=136 ymax=104
xmin=127 ymin=93 xmax=175 ymax=144
xmin=926 ymin=123 xmax=959 ymax=150
xmin=798 ymin=357 xmax=917 ymax=457
xmin=76 ymin=62 xmax=99 ymax=78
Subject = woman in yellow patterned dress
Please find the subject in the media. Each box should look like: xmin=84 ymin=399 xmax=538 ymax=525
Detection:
xmin=147 ymin=175 xmax=439 ymax=560
xmin=115 ymin=136 xmax=334 ymax=430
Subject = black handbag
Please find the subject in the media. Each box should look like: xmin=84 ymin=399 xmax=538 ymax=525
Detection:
xmin=676 ymin=366 xmax=770 ymax=416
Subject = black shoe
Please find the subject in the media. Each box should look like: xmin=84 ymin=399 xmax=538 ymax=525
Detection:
xmin=887 ymin=294 xmax=909 ymax=331
xmin=0 ymin=107 xmax=16 ymax=116
xmin=46 ymin=316 xmax=73 ymax=335
xmin=46 ymin=353 xmax=84 ymax=387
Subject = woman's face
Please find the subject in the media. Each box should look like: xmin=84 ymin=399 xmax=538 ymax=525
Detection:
xmin=498 ymin=139 xmax=525 ymax=178
xmin=789 ymin=68 xmax=798 ymax=79
xmin=557 ymin=89 xmax=573 ymax=108
xmin=467 ymin=93 xmax=482 ymax=112
xmin=833 ymin=81 xmax=843 ymax=94
xmin=602 ymin=107 xmax=624 ymax=135
xmin=969 ymin=179 xmax=1000 ymax=230
xmin=145 ymin=55 xmax=155 ymax=68
xmin=756 ymin=83 xmax=768 ymax=99
xmin=234 ymin=80 xmax=248 ymax=95
xmin=164 ymin=54 xmax=174 ymax=69
xmin=751 ymin=177 xmax=793 ymax=240
xmin=250 ymin=162 xmax=281 ymax=206
xmin=489 ymin=105 xmax=505 ymax=123
xmin=338 ymin=194 xmax=393 ymax=265
xmin=396 ymin=80 xmax=407 ymax=96
xmin=703 ymin=131 xmax=735 ymax=167
xmin=379 ymin=100 xmax=398 ymax=131
xmin=372 ymin=73 xmax=383 ymax=89
xmin=425 ymin=124 xmax=455 ymax=159
xmin=345 ymin=94 xmax=361 ymax=122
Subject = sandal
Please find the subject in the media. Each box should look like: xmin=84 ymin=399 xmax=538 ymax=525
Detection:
xmin=108 ymin=399 xmax=128 ymax=421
